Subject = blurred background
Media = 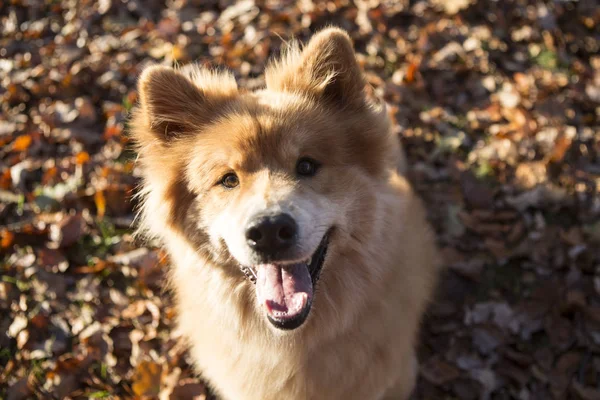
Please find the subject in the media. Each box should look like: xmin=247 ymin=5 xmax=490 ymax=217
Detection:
xmin=1 ymin=0 xmax=599 ymax=398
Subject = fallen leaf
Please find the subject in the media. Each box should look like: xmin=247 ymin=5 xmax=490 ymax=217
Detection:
xmin=1 ymin=229 xmax=14 ymax=248
xmin=103 ymin=125 xmax=122 ymax=140
xmin=170 ymin=379 xmax=207 ymax=400
xmin=572 ymin=381 xmax=600 ymax=400
xmin=6 ymin=377 xmax=33 ymax=400
xmin=548 ymin=134 xmax=572 ymax=163
xmin=472 ymin=326 xmax=504 ymax=355
xmin=405 ymin=62 xmax=418 ymax=83
xmin=12 ymin=135 xmax=32 ymax=152
xmin=36 ymin=248 xmax=69 ymax=272
xmin=95 ymin=190 xmax=106 ymax=219
xmin=460 ymin=171 xmax=495 ymax=209
xmin=132 ymin=360 xmax=162 ymax=397
xmin=420 ymin=355 xmax=461 ymax=385
xmin=49 ymin=214 xmax=84 ymax=247
xmin=0 ymin=169 xmax=12 ymax=189
xmin=75 ymin=151 xmax=90 ymax=164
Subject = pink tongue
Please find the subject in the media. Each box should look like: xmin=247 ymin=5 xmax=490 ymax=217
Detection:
xmin=256 ymin=263 xmax=313 ymax=318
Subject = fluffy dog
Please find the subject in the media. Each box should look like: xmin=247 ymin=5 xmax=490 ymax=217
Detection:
xmin=131 ymin=27 xmax=439 ymax=400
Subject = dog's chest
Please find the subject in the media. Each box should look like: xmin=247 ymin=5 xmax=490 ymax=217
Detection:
xmin=171 ymin=252 xmax=403 ymax=400
xmin=181 ymin=306 xmax=396 ymax=400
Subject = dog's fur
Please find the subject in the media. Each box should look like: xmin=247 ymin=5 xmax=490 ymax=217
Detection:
xmin=131 ymin=28 xmax=439 ymax=400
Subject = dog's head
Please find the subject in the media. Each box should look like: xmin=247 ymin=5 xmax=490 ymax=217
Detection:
xmin=132 ymin=28 xmax=399 ymax=331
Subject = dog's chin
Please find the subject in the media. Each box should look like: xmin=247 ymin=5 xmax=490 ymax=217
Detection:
xmin=243 ymin=231 xmax=331 ymax=331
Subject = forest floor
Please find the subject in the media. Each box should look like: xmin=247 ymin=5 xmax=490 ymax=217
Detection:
xmin=1 ymin=0 xmax=599 ymax=399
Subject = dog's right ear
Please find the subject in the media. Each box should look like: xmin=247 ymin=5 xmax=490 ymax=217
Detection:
xmin=135 ymin=65 xmax=237 ymax=142
xmin=265 ymin=28 xmax=366 ymax=110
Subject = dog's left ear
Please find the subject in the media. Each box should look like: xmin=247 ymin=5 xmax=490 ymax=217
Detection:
xmin=266 ymin=27 xmax=366 ymax=109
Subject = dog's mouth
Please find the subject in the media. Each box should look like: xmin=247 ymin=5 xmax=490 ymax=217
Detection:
xmin=240 ymin=231 xmax=330 ymax=330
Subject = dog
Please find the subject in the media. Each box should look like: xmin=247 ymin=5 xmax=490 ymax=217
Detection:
xmin=131 ymin=27 xmax=439 ymax=400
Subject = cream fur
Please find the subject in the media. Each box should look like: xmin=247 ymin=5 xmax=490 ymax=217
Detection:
xmin=131 ymin=27 xmax=439 ymax=400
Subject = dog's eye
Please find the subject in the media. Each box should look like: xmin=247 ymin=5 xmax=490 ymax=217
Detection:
xmin=296 ymin=158 xmax=320 ymax=177
xmin=221 ymin=173 xmax=239 ymax=189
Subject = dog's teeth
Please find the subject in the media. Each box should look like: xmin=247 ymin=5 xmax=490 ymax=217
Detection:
xmin=307 ymin=257 xmax=312 ymax=265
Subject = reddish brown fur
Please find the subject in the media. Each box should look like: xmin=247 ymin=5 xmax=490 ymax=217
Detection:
xmin=131 ymin=28 xmax=439 ymax=400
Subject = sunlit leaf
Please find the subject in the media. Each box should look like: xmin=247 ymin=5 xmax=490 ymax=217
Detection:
xmin=405 ymin=62 xmax=418 ymax=83
xmin=549 ymin=135 xmax=572 ymax=163
xmin=75 ymin=151 xmax=90 ymax=165
xmin=103 ymin=125 xmax=122 ymax=140
xmin=132 ymin=361 xmax=162 ymax=396
xmin=12 ymin=135 xmax=32 ymax=152
xmin=0 ymin=169 xmax=12 ymax=189
xmin=1 ymin=229 xmax=14 ymax=248
xmin=95 ymin=190 xmax=106 ymax=219
xmin=41 ymin=166 xmax=57 ymax=185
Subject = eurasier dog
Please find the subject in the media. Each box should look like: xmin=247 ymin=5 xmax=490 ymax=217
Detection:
xmin=131 ymin=27 xmax=439 ymax=400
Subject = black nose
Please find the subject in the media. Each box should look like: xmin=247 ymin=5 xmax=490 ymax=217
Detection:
xmin=246 ymin=214 xmax=298 ymax=255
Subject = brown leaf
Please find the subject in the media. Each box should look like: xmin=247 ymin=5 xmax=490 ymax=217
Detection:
xmin=554 ymin=352 xmax=583 ymax=379
xmin=0 ymin=169 xmax=12 ymax=189
xmin=53 ymin=374 xmax=79 ymax=399
xmin=41 ymin=166 xmax=57 ymax=185
xmin=36 ymin=248 xmax=69 ymax=272
xmin=104 ymin=185 xmax=133 ymax=216
xmin=30 ymin=313 xmax=49 ymax=330
xmin=585 ymin=306 xmax=600 ymax=324
xmin=549 ymin=135 xmax=572 ymax=163
xmin=132 ymin=360 xmax=162 ymax=397
xmin=75 ymin=97 xmax=97 ymax=124
xmin=460 ymin=171 xmax=495 ymax=209
xmin=572 ymin=381 xmax=600 ymax=400
xmin=6 ymin=377 xmax=33 ymax=400
xmin=170 ymin=379 xmax=207 ymax=400
xmin=49 ymin=214 xmax=84 ymax=247
xmin=420 ymin=355 xmax=461 ymax=385
xmin=545 ymin=315 xmax=574 ymax=351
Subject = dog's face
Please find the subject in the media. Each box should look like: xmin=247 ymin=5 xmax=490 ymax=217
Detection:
xmin=133 ymin=28 xmax=396 ymax=331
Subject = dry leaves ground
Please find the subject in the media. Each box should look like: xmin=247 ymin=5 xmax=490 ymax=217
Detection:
xmin=1 ymin=0 xmax=599 ymax=399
